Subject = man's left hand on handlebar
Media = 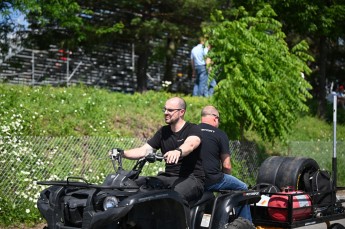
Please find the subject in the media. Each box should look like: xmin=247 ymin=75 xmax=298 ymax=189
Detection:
xmin=164 ymin=150 xmax=181 ymax=164
xmin=109 ymin=148 xmax=124 ymax=159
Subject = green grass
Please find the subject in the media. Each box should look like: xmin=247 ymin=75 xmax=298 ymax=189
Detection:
xmin=2 ymin=83 xmax=344 ymax=139
xmin=0 ymin=84 xmax=210 ymax=137
xmin=288 ymin=116 xmax=345 ymax=141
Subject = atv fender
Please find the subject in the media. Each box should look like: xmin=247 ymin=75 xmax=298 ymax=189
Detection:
xmin=190 ymin=191 xmax=216 ymax=228
xmin=37 ymin=185 xmax=66 ymax=229
xmin=82 ymin=205 xmax=134 ymax=229
xmin=210 ymin=191 xmax=260 ymax=228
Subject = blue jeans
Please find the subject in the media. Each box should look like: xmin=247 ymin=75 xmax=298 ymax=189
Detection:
xmin=193 ymin=65 xmax=209 ymax=97
xmin=205 ymin=174 xmax=252 ymax=222
xmin=208 ymin=79 xmax=217 ymax=96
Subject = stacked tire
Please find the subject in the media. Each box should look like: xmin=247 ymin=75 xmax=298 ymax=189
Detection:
xmin=256 ymin=156 xmax=320 ymax=191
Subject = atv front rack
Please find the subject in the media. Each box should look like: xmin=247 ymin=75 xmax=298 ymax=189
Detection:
xmin=37 ymin=176 xmax=140 ymax=190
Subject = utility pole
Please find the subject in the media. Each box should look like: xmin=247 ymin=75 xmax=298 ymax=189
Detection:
xmin=31 ymin=50 xmax=35 ymax=86
xmin=66 ymin=50 xmax=70 ymax=86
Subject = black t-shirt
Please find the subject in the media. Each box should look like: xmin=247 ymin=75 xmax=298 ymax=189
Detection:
xmin=147 ymin=122 xmax=204 ymax=179
xmin=199 ymin=123 xmax=230 ymax=186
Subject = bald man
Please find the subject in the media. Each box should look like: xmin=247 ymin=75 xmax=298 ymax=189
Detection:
xmin=123 ymin=97 xmax=204 ymax=205
xmin=199 ymin=105 xmax=252 ymax=222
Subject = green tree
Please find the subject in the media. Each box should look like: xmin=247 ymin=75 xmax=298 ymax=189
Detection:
xmin=269 ymin=0 xmax=345 ymax=118
xmin=0 ymin=1 xmax=33 ymax=57
xmin=204 ymin=5 xmax=313 ymax=142
xmin=102 ymin=0 xmax=218 ymax=92
xmin=24 ymin=0 xmax=220 ymax=92
xmin=26 ymin=0 xmax=124 ymax=50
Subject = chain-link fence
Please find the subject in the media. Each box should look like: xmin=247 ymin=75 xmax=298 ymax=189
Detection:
xmin=0 ymin=136 xmax=344 ymax=206
xmin=282 ymin=140 xmax=345 ymax=188
xmin=284 ymin=141 xmax=345 ymax=169
xmin=0 ymin=137 xmax=260 ymax=206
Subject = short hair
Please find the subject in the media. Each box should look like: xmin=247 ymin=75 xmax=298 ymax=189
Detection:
xmin=199 ymin=36 xmax=206 ymax=44
xmin=201 ymin=105 xmax=218 ymax=116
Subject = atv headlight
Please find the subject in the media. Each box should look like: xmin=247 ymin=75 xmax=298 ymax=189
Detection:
xmin=103 ymin=196 xmax=119 ymax=210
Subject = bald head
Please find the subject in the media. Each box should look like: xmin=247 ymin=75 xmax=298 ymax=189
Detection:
xmin=201 ymin=105 xmax=220 ymax=127
xmin=166 ymin=97 xmax=186 ymax=110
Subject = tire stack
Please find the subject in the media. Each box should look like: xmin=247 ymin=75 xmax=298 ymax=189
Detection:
xmin=256 ymin=156 xmax=320 ymax=191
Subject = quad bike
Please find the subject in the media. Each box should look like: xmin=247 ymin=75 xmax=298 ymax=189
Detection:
xmin=37 ymin=149 xmax=260 ymax=229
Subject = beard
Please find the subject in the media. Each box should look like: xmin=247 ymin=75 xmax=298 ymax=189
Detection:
xmin=165 ymin=115 xmax=178 ymax=125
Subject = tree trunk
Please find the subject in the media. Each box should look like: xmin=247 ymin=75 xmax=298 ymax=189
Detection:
xmin=240 ymin=120 xmax=245 ymax=141
xmin=316 ymin=36 xmax=328 ymax=118
xmin=136 ymin=42 xmax=151 ymax=92
xmin=163 ymin=38 xmax=176 ymax=82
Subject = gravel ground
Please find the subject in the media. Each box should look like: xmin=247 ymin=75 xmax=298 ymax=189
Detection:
xmin=337 ymin=190 xmax=345 ymax=197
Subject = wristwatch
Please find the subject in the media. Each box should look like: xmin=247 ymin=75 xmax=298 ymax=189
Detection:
xmin=176 ymin=148 xmax=183 ymax=157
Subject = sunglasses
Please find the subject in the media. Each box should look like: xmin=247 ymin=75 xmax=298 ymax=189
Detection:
xmin=162 ymin=108 xmax=182 ymax=113
xmin=210 ymin=113 xmax=220 ymax=121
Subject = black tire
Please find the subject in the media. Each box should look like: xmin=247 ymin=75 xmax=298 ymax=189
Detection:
xmin=256 ymin=156 xmax=286 ymax=185
xmin=257 ymin=156 xmax=319 ymax=190
xmin=226 ymin=217 xmax=255 ymax=229
xmin=275 ymin=157 xmax=319 ymax=190
xmin=329 ymin=223 xmax=345 ymax=229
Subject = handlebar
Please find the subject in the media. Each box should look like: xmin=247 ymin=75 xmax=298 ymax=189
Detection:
xmin=143 ymin=152 xmax=164 ymax=163
xmin=110 ymin=148 xmax=163 ymax=162
xmin=109 ymin=148 xmax=124 ymax=160
xmin=109 ymin=148 xmax=163 ymax=172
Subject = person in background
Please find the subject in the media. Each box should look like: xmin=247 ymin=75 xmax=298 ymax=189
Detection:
xmin=121 ymin=97 xmax=205 ymax=205
xmin=337 ymin=85 xmax=345 ymax=109
xmin=191 ymin=37 xmax=212 ymax=97
xmin=199 ymin=105 xmax=252 ymax=222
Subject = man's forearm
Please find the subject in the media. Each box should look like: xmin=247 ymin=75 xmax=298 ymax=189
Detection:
xmin=124 ymin=144 xmax=152 ymax=159
xmin=178 ymin=136 xmax=201 ymax=157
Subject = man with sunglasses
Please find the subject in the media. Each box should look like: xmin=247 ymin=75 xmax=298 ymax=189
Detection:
xmin=122 ymin=97 xmax=204 ymax=205
xmin=199 ymin=105 xmax=252 ymax=222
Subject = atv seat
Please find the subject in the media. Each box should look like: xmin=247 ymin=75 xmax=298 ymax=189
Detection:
xmin=190 ymin=191 xmax=215 ymax=208
xmin=220 ymin=190 xmax=261 ymax=205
